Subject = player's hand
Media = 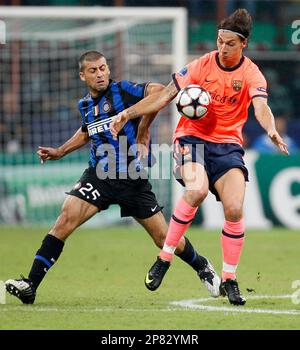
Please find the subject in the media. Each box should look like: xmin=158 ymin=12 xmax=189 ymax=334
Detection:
xmin=110 ymin=112 xmax=129 ymax=140
xmin=268 ymin=130 xmax=289 ymax=155
xmin=136 ymin=127 xmax=150 ymax=160
xmin=37 ymin=146 xmax=63 ymax=163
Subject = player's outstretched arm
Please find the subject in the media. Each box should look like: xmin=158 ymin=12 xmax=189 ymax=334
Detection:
xmin=110 ymin=81 xmax=178 ymax=140
xmin=37 ymin=127 xmax=89 ymax=163
xmin=252 ymin=97 xmax=289 ymax=155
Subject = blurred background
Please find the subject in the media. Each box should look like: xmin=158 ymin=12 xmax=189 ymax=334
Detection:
xmin=0 ymin=0 xmax=299 ymax=228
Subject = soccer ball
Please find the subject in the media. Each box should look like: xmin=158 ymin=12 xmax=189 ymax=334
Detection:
xmin=176 ymin=84 xmax=211 ymax=120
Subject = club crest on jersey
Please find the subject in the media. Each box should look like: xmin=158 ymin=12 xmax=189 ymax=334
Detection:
xmin=232 ymin=80 xmax=242 ymax=92
xmin=93 ymin=105 xmax=100 ymax=116
xmin=102 ymin=101 xmax=111 ymax=113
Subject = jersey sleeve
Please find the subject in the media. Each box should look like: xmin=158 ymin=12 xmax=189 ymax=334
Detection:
xmin=81 ymin=123 xmax=88 ymax=132
xmin=77 ymin=99 xmax=88 ymax=132
xmin=120 ymin=80 xmax=148 ymax=107
xmin=172 ymin=58 xmax=202 ymax=91
xmin=248 ymin=67 xmax=268 ymax=99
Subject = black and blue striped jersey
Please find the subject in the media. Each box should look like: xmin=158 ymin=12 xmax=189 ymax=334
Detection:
xmin=78 ymin=79 xmax=151 ymax=173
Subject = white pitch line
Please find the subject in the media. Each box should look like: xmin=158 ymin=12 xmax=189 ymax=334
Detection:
xmin=170 ymin=294 xmax=300 ymax=315
xmin=0 ymin=295 xmax=299 ymax=315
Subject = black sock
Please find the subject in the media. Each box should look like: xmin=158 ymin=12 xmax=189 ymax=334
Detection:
xmin=28 ymin=234 xmax=64 ymax=290
xmin=176 ymin=237 xmax=207 ymax=271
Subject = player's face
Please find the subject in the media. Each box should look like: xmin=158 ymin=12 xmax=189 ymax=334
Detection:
xmin=79 ymin=57 xmax=110 ymax=96
xmin=217 ymin=32 xmax=246 ymax=67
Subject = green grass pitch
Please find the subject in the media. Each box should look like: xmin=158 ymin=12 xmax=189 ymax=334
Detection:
xmin=0 ymin=226 xmax=299 ymax=330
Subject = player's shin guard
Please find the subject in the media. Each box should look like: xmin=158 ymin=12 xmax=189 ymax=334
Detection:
xmin=160 ymin=197 xmax=197 ymax=262
xmin=221 ymin=219 xmax=245 ymax=281
xmin=28 ymin=234 xmax=64 ymax=290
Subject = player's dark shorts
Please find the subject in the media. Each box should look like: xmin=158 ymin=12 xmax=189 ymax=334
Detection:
xmin=66 ymin=167 xmax=162 ymax=219
xmin=174 ymin=135 xmax=249 ymax=201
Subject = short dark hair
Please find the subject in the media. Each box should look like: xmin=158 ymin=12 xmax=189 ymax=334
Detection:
xmin=78 ymin=51 xmax=105 ymax=71
xmin=218 ymin=8 xmax=252 ymax=40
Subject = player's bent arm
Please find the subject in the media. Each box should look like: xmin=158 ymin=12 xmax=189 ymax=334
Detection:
xmin=127 ymin=81 xmax=178 ymax=120
xmin=37 ymin=127 xmax=89 ymax=161
xmin=145 ymin=82 xmax=165 ymax=97
xmin=138 ymin=83 xmax=165 ymax=130
xmin=135 ymin=83 xmax=166 ymax=158
xmin=253 ymin=97 xmax=289 ymax=155
xmin=110 ymin=81 xmax=178 ymax=139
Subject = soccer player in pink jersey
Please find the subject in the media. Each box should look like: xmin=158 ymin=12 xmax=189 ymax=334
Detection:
xmin=110 ymin=9 xmax=289 ymax=305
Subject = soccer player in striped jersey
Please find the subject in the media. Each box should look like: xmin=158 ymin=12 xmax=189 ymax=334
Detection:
xmin=5 ymin=51 xmax=219 ymax=304
xmin=110 ymin=9 xmax=289 ymax=305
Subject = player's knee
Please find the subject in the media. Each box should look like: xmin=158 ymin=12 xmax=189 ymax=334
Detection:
xmin=185 ymin=189 xmax=208 ymax=207
xmin=224 ymin=205 xmax=243 ymax=222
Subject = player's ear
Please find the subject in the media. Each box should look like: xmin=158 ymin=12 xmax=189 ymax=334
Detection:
xmin=79 ymin=71 xmax=86 ymax=82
